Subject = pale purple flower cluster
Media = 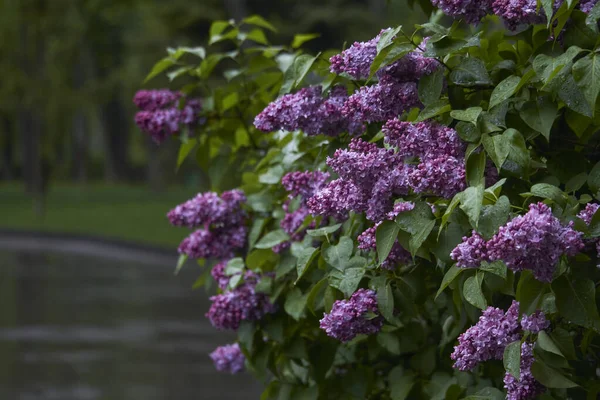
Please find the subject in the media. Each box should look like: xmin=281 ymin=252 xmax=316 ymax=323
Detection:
xmin=206 ymin=271 xmax=276 ymax=330
xmin=503 ymin=343 xmax=546 ymax=400
xmin=329 ymin=30 xmax=439 ymax=82
xmin=492 ymin=0 xmax=545 ymax=30
xmin=578 ymin=202 xmax=599 ymax=225
xmin=450 ymin=231 xmax=488 ymax=268
xmin=451 ymin=301 xmax=521 ymax=371
xmin=521 ymin=311 xmax=550 ymax=334
xmin=308 ymin=139 xmax=411 ymax=221
xmin=319 ymin=289 xmax=383 ymax=342
xmin=341 ymin=77 xmax=420 ymax=125
xmin=430 ymin=0 xmax=493 ymax=24
xmin=274 ymin=171 xmax=331 ymax=253
xmin=168 ymin=190 xmax=248 ymax=261
xmin=579 ymin=0 xmax=599 ymax=13
xmin=209 ymin=343 xmax=245 ymax=374
xmin=451 ymin=203 xmax=584 ymax=282
xmin=253 ymin=85 xmax=363 ymax=136
xmin=133 ymin=89 xmax=202 ymax=144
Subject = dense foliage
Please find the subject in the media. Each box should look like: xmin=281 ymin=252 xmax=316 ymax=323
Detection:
xmin=138 ymin=1 xmax=600 ymax=399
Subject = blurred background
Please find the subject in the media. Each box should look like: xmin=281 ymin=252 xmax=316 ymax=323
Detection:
xmin=0 ymin=0 xmax=427 ymax=399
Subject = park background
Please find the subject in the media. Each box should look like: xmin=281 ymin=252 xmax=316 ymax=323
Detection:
xmin=1 ymin=0 xmax=428 ymax=248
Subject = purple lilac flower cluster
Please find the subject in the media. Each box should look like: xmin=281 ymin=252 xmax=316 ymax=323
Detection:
xmin=206 ymin=270 xmax=276 ymax=330
xmin=451 ymin=202 xmax=584 ymax=282
xmin=503 ymin=343 xmax=546 ymax=400
xmin=577 ymin=203 xmax=600 ymax=267
xmin=133 ymin=89 xmax=202 ymax=144
xmin=357 ymin=201 xmax=414 ymax=270
xmin=168 ymin=190 xmax=248 ymax=260
xmin=452 ymin=301 xmax=549 ymax=399
xmin=209 ymin=343 xmax=246 ymax=374
xmin=254 ymin=86 xmax=363 ymax=136
xmin=431 ymin=0 xmax=598 ymax=28
xmin=319 ymin=288 xmax=384 ymax=342
xmin=273 ymin=171 xmax=331 ymax=253
xmin=451 ymin=301 xmax=521 ymax=371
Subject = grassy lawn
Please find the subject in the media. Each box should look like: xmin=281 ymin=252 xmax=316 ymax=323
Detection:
xmin=0 ymin=183 xmax=198 ymax=248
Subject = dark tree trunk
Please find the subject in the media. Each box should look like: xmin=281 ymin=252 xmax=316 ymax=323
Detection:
xmin=70 ymin=47 xmax=91 ymax=183
xmin=100 ymin=91 xmax=131 ymax=182
xmin=1 ymin=116 xmax=15 ymax=180
xmin=224 ymin=0 xmax=247 ymax=20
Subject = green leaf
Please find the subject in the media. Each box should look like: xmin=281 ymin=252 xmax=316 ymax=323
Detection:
xmin=586 ymin=2 xmax=600 ymax=30
xmin=174 ymin=254 xmax=188 ymax=275
xmin=461 ymin=387 xmax=505 ymax=400
xmin=559 ymin=74 xmax=593 ymax=117
xmin=552 ymin=275 xmax=600 ymax=332
xmin=378 ymin=332 xmax=401 ymax=355
xmin=144 ymin=57 xmax=175 ymax=83
xmin=279 ymin=54 xmax=320 ymax=95
xmin=376 ymin=221 xmax=400 ymax=265
xmin=587 ymin=160 xmax=600 ymax=195
xmin=243 ymin=15 xmax=277 ymax=32
xmin=306 ymin=223 xmax=342 ymax=238
xmin=436 ymin=265 xmax=463 ymax=299
xmin=330 ymin=267 xmax=366 ymax=297
xmin=245 ymin=29 xmax=269 ymax=45
xmin=463 ymin=272 xmax=487 ymax=309
xmin=396 ymin=202 xmax=435 ymax=254
xmin=478 ymin=196 xmax=510 ymax=238
xmin=450 ymin=57 xmax=492 ymax=87
xmin=503 ymin=341 xmax=522 ymax=380
xmin=225 ymin=258 xmax=245 ymax=275
xmin=459 ymin=185 xmax=484 ymax=228
xmin=255 ymin=230 xmax=290 ymax=249
xmin=377 ymin=283 xmax=395 ymax=322
xmin=537 ymin=331 xmax=564 ymax=358
xmin=451 ymin=107 xmax=483 ymax=126
xmin=209 ymin=20 xmax=231 ymax=38
xmin=517 ymin=271 xmax=547 ymax=315
xmin=389 ymin=367 xmax=415 ymax=400
xmin=221 ymin=92 xmax=239 ymax=112
xmin=323 ymin=236 xmax=354 ymax=271
xmin=416 ymin=100 xmax=451 ymax=121
xmin=370 ymin=41 xmax=413 ymax=78
xmin=284 ymin=288 xmax=308 ymax=321
xmin=519 ymin=98 xmax=557 ymax=140
xmin=573 ymin=53 xmax=600 ymax=114
xmin=418 ymin=68 xmax=444 ymax=105
xmin=489 ymin=75 xmax=521 ymax=109
xmin=531 ymin=361 xmax=578 ymax=388
xmin=480 ymin=260 xmax=507 ymax=279
xmin=482 ymin=133 xmax=510 ymax=171
xmin=176 ymin=139 xmax=197 ymax=169
xmin=296 ymin=247 xmax=319 ymax=284
xmin=529 ymin=183 xmax=566 ymax=207
xmin=467 ymin=151 xmax=486 ymax=188
xmin=292 ymin=33 xmax=320 ymax=49
xmin=248 ymin=218 xmax=267 ymax=249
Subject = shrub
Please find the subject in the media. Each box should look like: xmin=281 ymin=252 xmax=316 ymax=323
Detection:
xmin=136 ymin=3 xmax=600 ymax=399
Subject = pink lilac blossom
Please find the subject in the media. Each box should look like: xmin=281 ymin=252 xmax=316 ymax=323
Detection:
xmin=486 ymin=202 xmax=584 ymax=282
xmin=430 ymin=0 xmax=493 ymax=24
xmin=319 ymin=289 xmax=384 ymax=342
xmin=178 ymin=225 xmax=248 ymax=260
xmin=578 ymin=203 xmax=600 ymax=225
xmin=209 ymin=343 xmax=246 ymax=374
xmin=451 ymin=300 xmax=521 ymax=371
xmin=520 ymin=311 xmax=550 ymax=334
xmin=387 ymin=201 xmax=416 ymax=220
xmin=206 ymin=271 xmax=276 ymax=330
xmin=253 ymin=85 xmax=362 ymax=136
xmin=133 ymin=89 xmax=202 ymax=144
xmin=341 ymin=77 xmax=420 ymax=124
xmin=492 ymin=0 xmax=545 ymax=30
xmin=168 ymin=190 xmax=246 ymax=229
xmin=409 ymin=156 xmax=467 ymax=199
xmin=503 ymin=343 xmax=546 ymax=400
xmin=451 ymin=231 xmax=489 ymax=268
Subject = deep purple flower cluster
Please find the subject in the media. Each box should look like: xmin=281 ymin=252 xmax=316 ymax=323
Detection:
xmin=451 ymin=203 xmax=584 ymax=282
xmin=253 ymin=85 xmax=363 ymax=136
xmin=383 ymin=120 xmax=465 ymax=160
xmin=133 ymin=89 xmax=202 ymax=144
xmin=274 ymin=171 xmax=331 ymax=253
xmin=503 ymin=343 xmax=546 ymax=400
xmin=450 ymin=231 xmax=488 ymax=268
xmin=319 ymin=289 xmax=383 ymax=342
xmin=206 ymin=271 xmax=276 ymax=330
xmin=521 ymin=311 xmax=550 ymax=334
xmin=168 ymin=190 xmax=248 ymax=261
xmin=211 ymin=261 xmax=234 ymax=290
xmin=409 ymin=156 xmax=467 ymax=198
xmin=329 ymin=30 xmax=439 ymax=82
xmin=451 ymin=301 xmax=521 ymax=371
xmin=209 ymin=343 xmax=246 ymax=374
xmin=492 ymin=0 xmax=544 ymax=30
xmin=430 ymin=0 xmax=493 ymax=24
xmin=341 ymin=77 xmax=420 ymax=125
